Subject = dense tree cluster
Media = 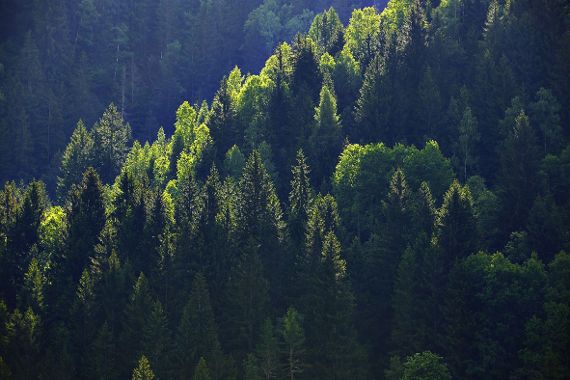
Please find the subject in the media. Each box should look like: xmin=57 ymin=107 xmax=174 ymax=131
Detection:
xmin=0 ymin=0 xmax=377 ymax=189
xmin=1 ymin=0 xmax=570 ymax=379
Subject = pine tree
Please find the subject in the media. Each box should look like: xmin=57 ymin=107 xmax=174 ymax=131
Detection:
xmin=310 ymin=85 xmax=342 ymax=189
xmin=20 ymin=258 xmax=45 ymax=311
xmin=280 ymin=307 xmax=305 ymax=380
xmin=290 ymin=36 xmax=322 ymax=147
xmin=305 ymin=194 xmax=340 ymax=259
xmin=226 ymin=242 xmax=269 ymax=358
xmin=210 ymin=76 xmax=237 ymax=159
xmin=497 ymin=111 xmax=540 ymax=238
xmin=302 ymin=231 xmax=367 ymax=379
xmin=193 ymin=357 xmax=212 ymax=380
xmin=244 ymin=353 xmax=261 ymax=380
xmin=256 ymin=318 xmax=279 ymax=380
xmin=358 ymin=168 xmax=413 ymax=373
xmin=4 ymin=307 xmax=41 ymax=379
xmin=91 ymin=103 xmax=132 ymax=184
xmin=91 ymin=321 xmax=118 ymax=380
xmin=142 ymin=300 xmax=171 ymax=379
xmin=113 ymin=171 xmax=147 ymax=273
xmin=391 ymin=235 xmax=442 ymax=357
xmin=177 ymin=273 xmax=223 ymax=380
xmin=288 ymin=149 xmax=313 ymax=254
xmin=308 ymin=7 xmax=344 ymax=55
xmin=401 ymin=352 xmax=451 ymax=380
xmin=454 ymin=107 xmax=479 ymax=182
xmin=437 ymin=180 xmax=477 ymax=269
xmin=132 ymin=355 xmax=155 ymax=380
xmin=223 ymin=145 xmax=246 ymax=179
xmin=412 ymin=182 xmax=436 ymax=238
xmin=63 ymin=168 xmax=105 ymax=284
xmin=530 ymin=87 xmax=562 ymax=155
xmin=237 ymin=150 xmax=284 ymax=302
xmin=121 ymin=273 xmax=162 ymax=379
xmin=57 ymin=120 xmax=94 ymax=201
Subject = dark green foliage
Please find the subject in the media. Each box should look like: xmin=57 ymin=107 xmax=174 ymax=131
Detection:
xmin=91 ymin=103 xmax=132 ymax=184
xmin=193 ymin=357 xmax=212 ymax=380
xmin=280 ymin=307 xmax=305 ymax=380
xmin=1 ymin=1 xmax=569 ymax=379
xmin=437 ymin=180 xmax=478 ymax=268
xmin=177 ymin=273 xmax=223 ymax=380
xmin=288 ymin=149 xmax=313 ymax=250
xmin=401 ymin=351 xmax=451 ymax=380
xmin=225 ymin=244 xmax=269 ymax=358
xmin=521 ymin=251 xmax=570 ymax=380
xmin=255 ymin=318 xmax=279 ymax=379
xmin=57 ymin=120 xmax=94 ymax=201
xmin=497 ymin=111 xmax=541 ymax=239
xmin=310 ymin=85 xmax=342 ymax=189
xmin=63 ymin=168 xmax=105 ymax=284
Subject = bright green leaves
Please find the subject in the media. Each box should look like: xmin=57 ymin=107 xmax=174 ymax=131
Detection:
xmin=344 ymin=7 xmax=381 ymax=65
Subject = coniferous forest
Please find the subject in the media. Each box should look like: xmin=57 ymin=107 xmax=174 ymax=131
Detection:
xmin=1 ymin=0 xmax=570 ymax=379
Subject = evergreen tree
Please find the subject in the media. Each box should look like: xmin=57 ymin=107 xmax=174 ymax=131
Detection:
xmin=132 ymin=355 xmax=155 ymax=380
xmin=3 ymin=307 xmax=41 ymax=379
xmin=401 ymin=352 xmax=451 ymax=380
xmin=91 ymin=322 xmax=118 ymax=380
xmin=224 ymin=145 xmax=246 ymax=179
xmin=497 ymin=111 xmax=540 ymax=238
xmin=310 ymin=85 xmax=342 ymax=189
xmin=308 ymin=7 xmax=344 ymax=55
xmin=225 ymin=242 xmax=269 ymax=358
xmin=256 ymin=318 xmax=279 ymax=380
xmin=301 ymin=231 xmax=367 ymax=379
xmin=57 ymin=120 xmax=94 ymax=200
xmin=530 ymin=87 xmax=563 ymax=155
xmin=288 ymin=149 xmax=313 ymax=253
xmin=62 ymin=168 xmax=105 ymax=284
xmin=437 ymin=181 xmax=477 ymax=269
xmin=121 ymin=273 xmax=167 ymax=379
xmin=177 ymin=273 xmax=223 ymax=380
xmin=91 ymin=103 xmax=132 ymax=184
xmin=280 ymin=307 xmax=305 ymax=380
xmin=454 ymin=107 xmax=479 ymax=182
xmin=236 ymin=150 xmax=284 ymax=303
xmin=193 ymin=357 xmax=212 ymax=380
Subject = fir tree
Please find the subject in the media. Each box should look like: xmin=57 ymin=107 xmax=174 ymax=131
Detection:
xmin=177 ymin=273 xmax=223 ymax=380
xmin=437 ymin=180 xmax=477 ymax=269
xmin=57 ymin=120 xmax=94 ymax=201
xmin=132 ymin=355 xmax=155 ymax=380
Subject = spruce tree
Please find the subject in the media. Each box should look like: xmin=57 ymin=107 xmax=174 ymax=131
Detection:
xmin=64 ymin=168 xmax=105 ymax=284
xmin=225 ymin=242 xmax=269 ymax=358
xmin=132 ymin=355 xmax=155 ymax=380
xmin=288 ymin=149 xmax=313 ymax=256
xmin=280 ymin=307 xmax=305 ymax=380
xmin=193 ymin=357 xmax=212 ymax=380
xmin=237 ymin=150 xmax=284 ymax=303
xmin=310 ymin=85 xmax=342 ymax=189
xmin=437 ymin=180 xmax=477 ymax=269
xmin=57 ymin=120 xmax=94 ymax=201
xmin=91 ymin=103 xmax=132 ymax=184
xmin=177 ymin=273 xmax=223 ymax=380
xmin=497 ymin=111 xmax=540 ymax=237
xmin=255 ymin=318 xmax=279 ymax=380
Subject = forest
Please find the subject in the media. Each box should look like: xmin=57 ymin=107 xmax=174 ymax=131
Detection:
xmin=0 ymin=0 xmax=569 ymax=379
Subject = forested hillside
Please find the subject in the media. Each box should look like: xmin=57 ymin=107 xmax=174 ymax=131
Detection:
xmin=1 ymin=0 xmax=570 ymax=379
xmin=0 ymin=0 xmax=381 ymax=187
